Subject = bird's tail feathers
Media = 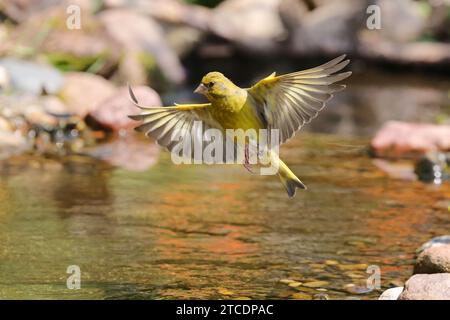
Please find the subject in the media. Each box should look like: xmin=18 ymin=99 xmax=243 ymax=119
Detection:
xmin=277 ymin=159 xmax=306 ymax=198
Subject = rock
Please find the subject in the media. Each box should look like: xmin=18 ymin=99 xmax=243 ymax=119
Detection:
xmin=0 ymin=0 xmax=59 ymax=22
xmin=88 ymin=86 xmax=162 ymax=131
xmin=358 ymin=35 xmax=450 ymax=67
xmin=291 ymin=292 xmax=311 ymax=299
xmin=23 ymin=104 xmax=58 ymax=129
xmin=378 ymin=287 xmax=404 ymax=300
xmin=59 ymin=72 xmax=116 ymax=118
xmin=287 ymin=281 xmax=302 ymax=288
xmin=371 ymin=121 xmax=450 ymax=158
xmin=338 ymin=263 xmax=368 ymax=271
xmin=378 ymin=0 xmax=426 ymax=43
xmin=0 ymin=65 xmax=11 ymax=91
xmin=279 ymin=279 xmax=295 ymax=284
xmin=6 ymin=6 xmax=118 ymax=75
xmin=302 ymin=280 xmax=329 ymax=288
xmin=165 ymin=26 xmax=203 ymax=58
xmin=99 ymin=9 xmax=185 ymax=84
xmin=0 ymin=116 xmax=13 ymax=132
xmin=210 ymin=0 xmax=286 ymax=52
xmin=399 ymin=274 xmax=450 ymax=300
xmin=313 ymin=293 xmax=329 ymax=300
xmin=105 ymin=0 xmax=212 ymax=31
xmin=344 ymin=284 xmax=372 ymax=294
xmin=0 ymin=58 xmax=63 ymax=95
xmin=414 ymin=245 xmax=450 ymax=274
xmin=0 ymin=131 xmax=29 ymax=160
xmin=40 ymin=96 xmax=70 ymax=116
xmin=414 ymin=153 xmax=449 ymax=184
xmin=290 ymin=0 xmax=365 ymax=55
xmin=43 ymin=30 xmax=118 ymax=75
xmin=417 ymin=236 xmax=450 ymax=254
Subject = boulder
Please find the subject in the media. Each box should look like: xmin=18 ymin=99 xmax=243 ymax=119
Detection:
xmin=99 ymin=9 xmax=185 ymax=84
xmin=6 ymin=6 xmax=118 ymax=75
xmin=399 ymin=274 xmax=450 ymax=300
xmin=378 ymin=287 xmax=404 ymax=300
xmin=290 ymin=0 xmax=365 ymax=55
xmin=414 ymin=245 xmax=450 ymax=274
xmin=106 ymin=0 xmax=211 ymax=31
xmin=371 ymin=121 xmax=450 ymax=158
xmin=377 ymin=0 xmax=426 ymax=43
xmin=417 ymin=236 xmax=450 ymax=254
xmin=59 ymin=72 xmax=116 ymax=118
xmin=88 ymin=86 xmax=162 ymax=131
xmin=0 ymin=58 xmax=63 ymax=95
xmin=210 ymin=0 xmax=286 ymax=52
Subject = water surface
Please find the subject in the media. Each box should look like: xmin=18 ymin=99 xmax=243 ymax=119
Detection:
xmin=1 ymin=133 xmax=449 ymax=299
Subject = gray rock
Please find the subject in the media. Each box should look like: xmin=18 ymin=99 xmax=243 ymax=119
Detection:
xmin=399 ymin=274 xmax=450 ymax=300
xmin=378 ymin=287 xmax=404 ymax=300
xmin=0 ymin=58 xmax=63 ymax=95
xmin=414 ymin=245 xmax=450 ymax=274
xmin=0 ymin=66 xmax=11 ymax=91
xmin=290 ymin=0 xmax=365 ymax=55
xmin=378 ymin=0 xmax=426 ymax=43
xmin=417 ymin=236 xmax=450 ymax=254
xmin=210 ymin=0 xmax=286 ymax=52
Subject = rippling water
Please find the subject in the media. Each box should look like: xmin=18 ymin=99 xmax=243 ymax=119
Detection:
xmin=1 ymin=133 xmax=449 ymax=299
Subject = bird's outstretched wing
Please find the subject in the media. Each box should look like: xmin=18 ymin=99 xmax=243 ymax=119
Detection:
xmin=247 ymin=55 xmax=351 ymax=144
xmin=128 ymin=86 xmax=223 ymax=157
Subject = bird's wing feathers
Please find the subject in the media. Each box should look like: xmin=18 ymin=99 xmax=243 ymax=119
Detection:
xmin=128 ymin=86 xmax=223 ymax=155
xmin=248 ymin=54 xmax=351 ymax=143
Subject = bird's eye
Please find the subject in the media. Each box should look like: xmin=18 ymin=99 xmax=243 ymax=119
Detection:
xmin=206 ymin=82 xmax=214 ymax=88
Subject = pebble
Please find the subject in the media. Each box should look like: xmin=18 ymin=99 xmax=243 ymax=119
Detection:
xmin=291 ymin=292 xmax=311 ymax=300
xmin=302 ymin=281 xmax=329 ymax=288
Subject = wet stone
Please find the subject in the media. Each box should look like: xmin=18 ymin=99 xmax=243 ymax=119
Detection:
xmin=302 ymin=281 xmax=329 ymax=288
xmin=414 ymin=153 xmax=449 ymax=184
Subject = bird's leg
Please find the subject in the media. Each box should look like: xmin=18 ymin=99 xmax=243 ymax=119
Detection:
xmin=243 ymin=143 xmax=255 ymax=174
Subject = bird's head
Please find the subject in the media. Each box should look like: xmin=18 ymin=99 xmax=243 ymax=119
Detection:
xmin=194 ymin=72 xmax=237 ymax=100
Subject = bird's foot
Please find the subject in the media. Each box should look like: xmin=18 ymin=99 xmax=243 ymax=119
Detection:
xmin=243 ymin=144 xmax=256 ymax=174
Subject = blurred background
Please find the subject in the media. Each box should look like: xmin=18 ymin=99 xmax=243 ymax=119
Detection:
xmin=0 ymin=0 xmax=449 ymax=300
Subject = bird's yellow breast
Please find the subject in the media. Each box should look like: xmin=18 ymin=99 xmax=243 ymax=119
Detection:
xmin=210 ymin=96 xmax=263 ymax=132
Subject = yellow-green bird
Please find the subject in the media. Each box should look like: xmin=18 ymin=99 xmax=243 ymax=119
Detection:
xmin=129 ymin=55 xmax=351 ymax=198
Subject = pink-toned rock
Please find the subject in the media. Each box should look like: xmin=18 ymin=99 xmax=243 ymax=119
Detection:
xmin=414 ymin=245 xmax=450 ymax=274
xmin=371 ymin=121 xmax=450 ymax=158
xmin=399 ymin=273 xmax=450 ymax=300
xmin=59 ymin=72 xmax=116 ymax=118
xmin=89 ymin=86 xmax=162 ymax=131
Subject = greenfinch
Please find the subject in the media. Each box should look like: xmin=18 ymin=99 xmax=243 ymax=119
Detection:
xmin=129 ymin=55 xmax=351 ymax=198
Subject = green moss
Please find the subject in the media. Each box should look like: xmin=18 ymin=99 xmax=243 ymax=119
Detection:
xmin=45 ymin=52 xmax=109 ymax=73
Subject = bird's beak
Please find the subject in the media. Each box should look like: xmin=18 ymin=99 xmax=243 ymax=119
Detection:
xmin=194 ymin=83 xmax=207 ymax=95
